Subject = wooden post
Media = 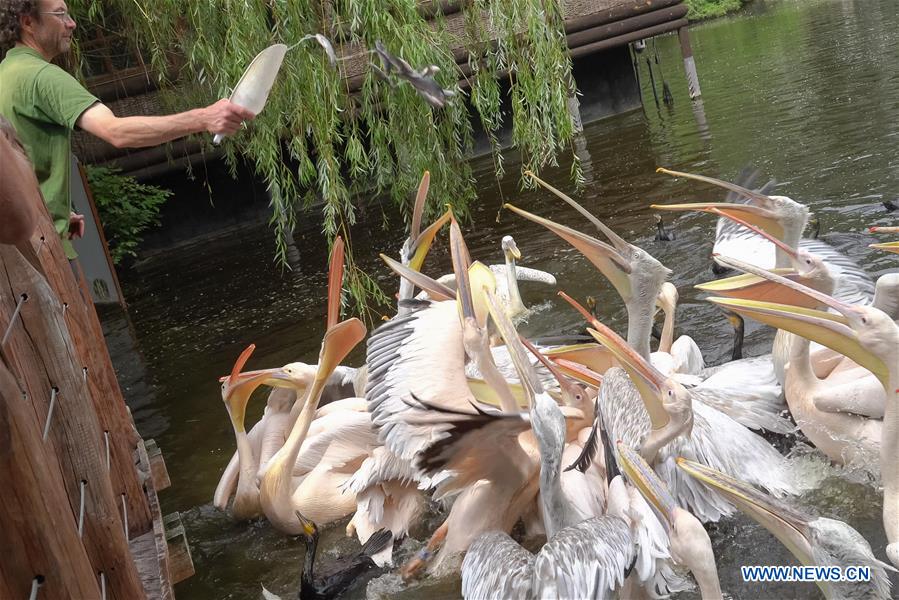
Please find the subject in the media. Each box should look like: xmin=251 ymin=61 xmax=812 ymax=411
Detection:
xmin=0 ymin=246 xmax=145 ymax=599
xmin=14 ymin=211 xmax=152 ymax=540
xmin=0 ymin=358 xmax=100 ymax=599
xmin=677 ymin=26 xmax=702 ymax=99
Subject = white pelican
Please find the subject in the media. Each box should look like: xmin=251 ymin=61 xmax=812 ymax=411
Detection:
xmin=706 ymin=257 xmax=899 ymax=566
xmin=653 ymin=167 xmax=875 ymax=306
xmin=256 ymin=238 xmax=369 ymax=533
xmin=446 ymin=288 xmax=633 ymax=598
xmin=505 ymin=179 xmax=789 ymax=434
xmin=433 ymin=234 xmax=557 ymax=320
xmin=616 ymin=442 xmax=723 ymax=599
xmin=217 ymin=345 xmax=287 ymax=520
xmin=678 ymin=458 xmax=896 ymax=599
xmin=560 ymin=292 xmax=798 ymax=522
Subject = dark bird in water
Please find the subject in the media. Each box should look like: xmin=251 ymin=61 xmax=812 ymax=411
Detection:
xmin=294 ymin=511 xmax=391 ymax=600
xmin=723 ymin=310 xmax=744 ymax=361
xmin=653 ymin=213 xmax=675 ymax=241
xmin=371 ymin=41 xmax=455 ymax=108
xmin=883 ymin=199 xmax=898 ymax=212
xmin=806 ymin=213 xmax=821 ymax=239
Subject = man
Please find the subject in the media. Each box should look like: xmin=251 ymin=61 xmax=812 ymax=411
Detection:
xmin=0 ymin=0 xmax=255 ymax=257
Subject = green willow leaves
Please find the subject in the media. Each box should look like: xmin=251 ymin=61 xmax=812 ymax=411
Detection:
xmin=69 ymin=0 xmax=579 ymax=317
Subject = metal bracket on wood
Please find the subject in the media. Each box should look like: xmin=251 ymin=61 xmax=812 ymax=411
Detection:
xmin=42 ymin=386 xmax=58 ymax=441
xmin=1 ymin=292 xmax=27 ymax=348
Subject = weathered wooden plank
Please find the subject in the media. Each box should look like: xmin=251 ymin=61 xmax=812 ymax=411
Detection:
xmin=163 ymin=512 xmax=195 ymax=585
xmin=0 ymin=357 xmax=100 ymax=599
xmin=136 ymin=439 xmax=176 ymax=600
xmin=0 ymin=245 xmax=145 ymax=600
xmin=145 ymin=439 xmax=172 ymax=491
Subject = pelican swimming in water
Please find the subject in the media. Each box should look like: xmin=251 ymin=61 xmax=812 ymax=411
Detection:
xmin=653 ymin=167 xmax=875 ymax=306
xmin=432 ymin=234 xmax=557 ymax=321
xmin=256 ymin=238 xmax=369 ymax=533
xmin=678 ymin=458 xmax=896 ymax=599
xmin=705 ymin=256 xmax=899 ymax=567
xmin=560 ymin=292 xmax=798 ymax=522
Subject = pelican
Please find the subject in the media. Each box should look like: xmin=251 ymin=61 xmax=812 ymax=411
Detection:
xmin=705 ymin=256 xmax=899 ymax=566
xmin=217 ymin=345 xmax=287 ymax=520
xmin=256 ymin=238 xmax=369 ymax=533
xmin=653 ymin=167 xmax=875 ymax=306
xmin=506 ymin=174 xmax=789 ymax=434
xmin=433 ymin=234 xmax=557 ymax=320
xmin=678 ymin=458 xmax=895 ymax=599
xmin=559 ymin=292 xmax=798 ymax=522
xmin=616 ymin=442 xmax=723 ymax=599
xmin=444 ymin=286 xmax=634 ymax=598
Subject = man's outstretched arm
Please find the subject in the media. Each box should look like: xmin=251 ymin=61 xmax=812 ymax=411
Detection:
xmin=77 ymin=99 xmax=255 ymax=149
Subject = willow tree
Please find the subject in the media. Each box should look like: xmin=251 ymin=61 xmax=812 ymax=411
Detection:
xmin=69 ymin=0 xmax=581 ymax=316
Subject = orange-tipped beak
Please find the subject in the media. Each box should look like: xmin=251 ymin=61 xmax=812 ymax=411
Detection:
xmin=505 ymin=203 xmax=633 ymax=301
xmin=558 ymin=292 xmax=671 ymax=431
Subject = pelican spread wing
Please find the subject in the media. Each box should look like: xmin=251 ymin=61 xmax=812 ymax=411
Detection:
xmin=365 ymin=299 xmax=476 ymax=460
xmin=461 ymin=517 xmax=633 ymax=600
xmin=601 ymin=368 xmax=796 ymax=522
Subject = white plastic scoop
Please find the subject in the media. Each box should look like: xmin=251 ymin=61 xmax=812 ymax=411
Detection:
xmin=213 ymin=43 xmax=288 ymax=144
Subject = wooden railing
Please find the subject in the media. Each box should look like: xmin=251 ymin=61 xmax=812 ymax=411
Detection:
xmin=0 ymin=201 xmax=190 ymax=597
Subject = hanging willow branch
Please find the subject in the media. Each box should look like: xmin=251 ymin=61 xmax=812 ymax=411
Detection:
xmin=68 ymin=0 xmax=579 ymax=317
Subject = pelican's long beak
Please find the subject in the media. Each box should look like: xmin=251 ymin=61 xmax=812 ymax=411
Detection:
xmin=221 ymin=345 xmax=284 ymax=432
xmin=451 ymin=219 xmax=493 ymax=329
xmin=408 ymin=207 xmax=453 ymax=272
xmin=709 ymin=296 xmax=890 ymax=387
xmin=543 ymin=343 xmax=615 ymax=376
xmin=482 ymin=284 xmax=541 ymax=401
xmin=524 ymin=171 xmax=633 ymax=256
xmin=676 ymin=458 xmax=815 ymax=567
xmin=695 ymin=269 xmax=822 ymax=308
xmin=327 ymin=236 xmax=345 ymax=329
xmin=653 ymin=168 xmax=785 ymax=240
xmin=467 ymin=377 xmax=534 ymax=408
xmin=870 ymin=226 xmax=899 ymax=234
xmin=708 ymin=253 xmax=890 ymax=384
xmin=558 ymin=292 xmax=671 ymax=431
xmin=505 ymin=203 xmax=633 ymax=301
xmin=273 ymin=318 xmax=366 ymax=413
xmin=381 ymin=253 xmax=455 ymax=301
xmin=548 ymin=358 xmax=603 ymax=388
xmin=617 ymin=441 xmax=677 ymax=530
xmin=870 ymin=241 xmax=899 ymax=254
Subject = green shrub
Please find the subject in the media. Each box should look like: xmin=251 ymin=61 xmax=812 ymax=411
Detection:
xmin=685 ymin=0 xmax=746 ymax=20
xmin=84 ymin=166 xmax=172 ymax=264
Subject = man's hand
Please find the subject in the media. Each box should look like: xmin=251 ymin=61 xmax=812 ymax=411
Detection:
xmin=68 ymin=212 xmax=85 ymax=240
xmin=202 ymin=99 xmax=256 ymax=136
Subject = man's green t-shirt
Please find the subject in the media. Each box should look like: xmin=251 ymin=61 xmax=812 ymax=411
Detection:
xmin=0 ymin=47 xmax=98 ymax=257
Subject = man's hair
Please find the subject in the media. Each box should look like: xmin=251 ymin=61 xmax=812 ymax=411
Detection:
xmin=0 ymin=0 xmax=38 ymax=59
